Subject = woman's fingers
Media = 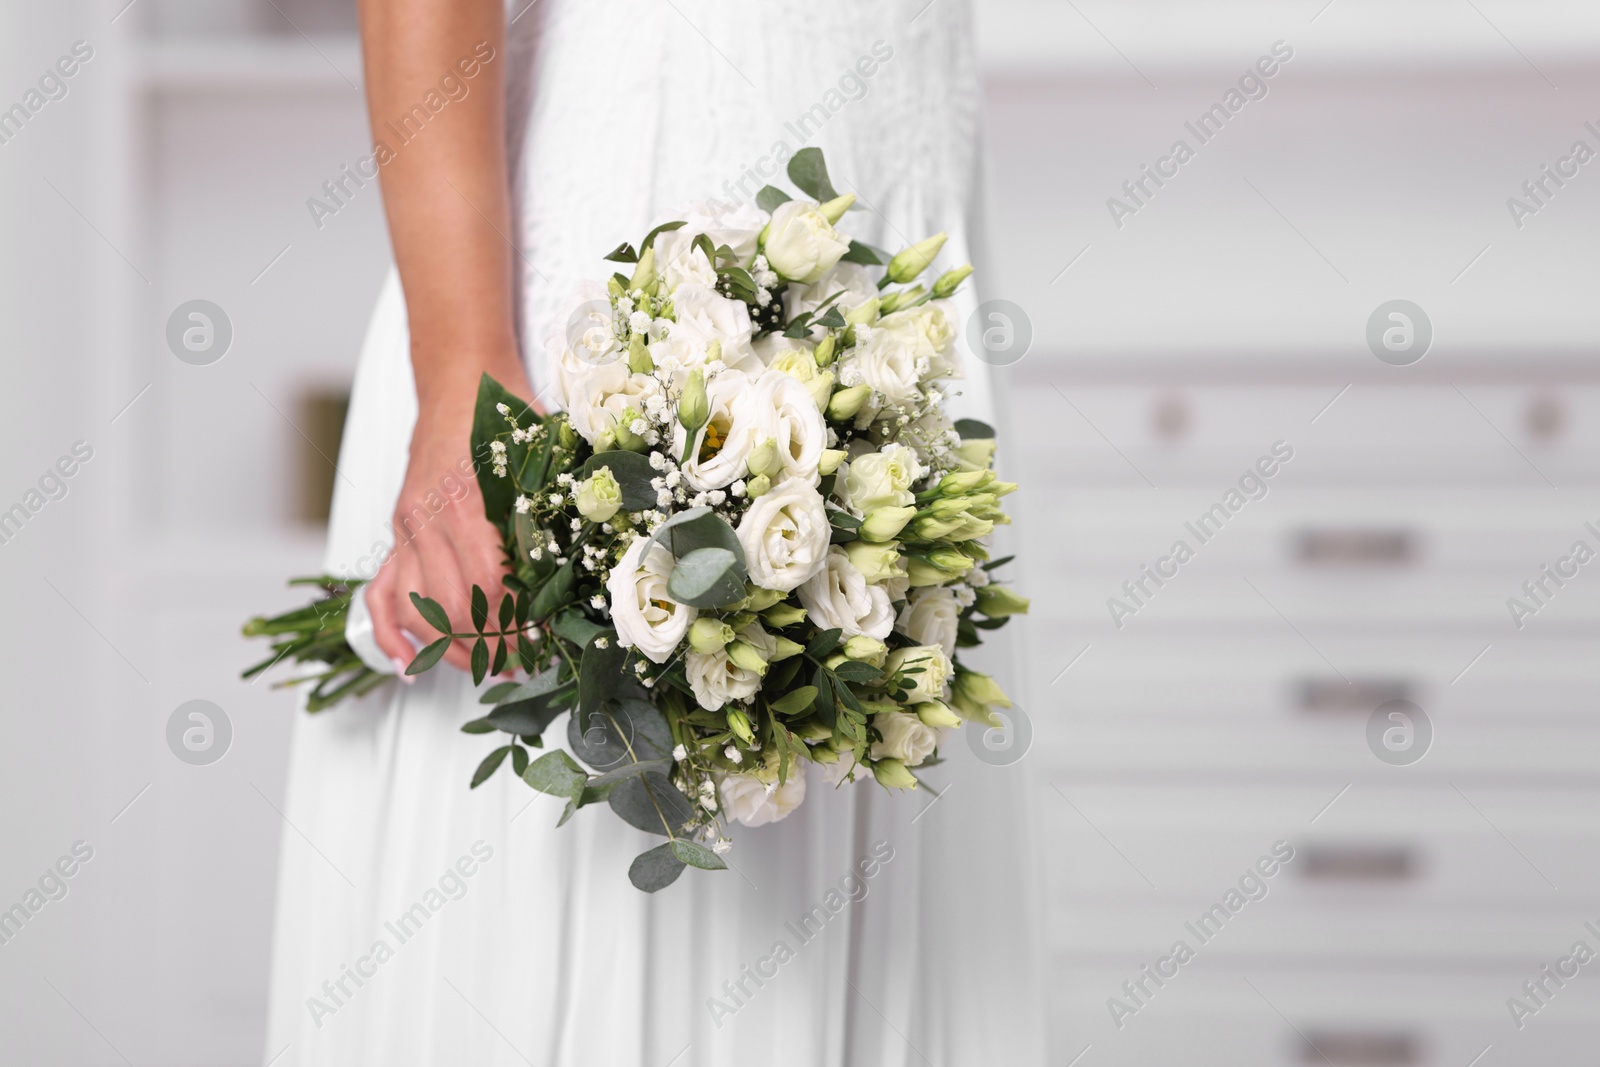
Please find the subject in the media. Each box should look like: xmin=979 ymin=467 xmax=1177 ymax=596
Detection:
xmin=367 ymin=557 xmax=415 ymax=674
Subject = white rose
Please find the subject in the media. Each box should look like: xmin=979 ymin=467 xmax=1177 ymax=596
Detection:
xmin=653 ymin=228 xmax=719 ymax=291
xmin=736 ymin=477 xmax=830 ymax=592
xmin=763 ymin=200 xmax=850 ymax=284
xmin=686 ymin=624 xmax=776 ymax=710
xmin=897 ymin=586 xmax=961 ymax=657
xmin=677 ymin=199 xmax=768 ymax=261
xmin=798 ymin=546 xmax=895 ymax=640
xmin=674 ymin=369 xmax=760 ymax=491
xmin=719 ymin=770 xmax=807 ymax=827
xmin=869 ymin=710 xmax=940 ymax=767
xmin=606 ymin=536 xmax=696 ymax=663
xmin=840 ymin=443 xmax=923 ymax=515
xmin=884 ymin=644 xmax=954 ymax=704
xmin=649 ymin=284 xmax=760 ymax=380
xmin=786 ymin=262 xmax=879 ymax=321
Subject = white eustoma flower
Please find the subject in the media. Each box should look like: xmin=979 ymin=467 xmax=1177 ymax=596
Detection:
xmin=756 ymin=369 xmax=827 ymax=483
xmin=735 ymin=477 xmax=831 ymax=592
xmin=674 ymin=369 xmax=760 ymax=491
xmin=842 ymin=324 xmax=920 ymax=401
xmin=884 ymin=645 xmax=954 ymax=704
xmin=686 ymin=625 xmax=776 ymax=710
xmin=606 ymin=536 xmax=695 ymax=663
xmin=786 ymin=261 xmax=879 ymax=321
xmin=869 ymin=710 xmax=940 ymax=767
xmin=840 ymin=442 xmax=923 ymax=515
xmin=648 ymin=284 xmax=758 ymax=379
xmin=654 ymin=227 xmax=719 ymax=291
xmin=719 ymin=771 xmax=807 ymax=827
xmin=896 ymin=585 xmax=961 ymax=657
xmin=677 ymin=199 xmax=767 ymax=261
xmin=763 ymin=200 xmax=850 ymax=284
xmin=798 ymin=546 xmax=895 ymax=640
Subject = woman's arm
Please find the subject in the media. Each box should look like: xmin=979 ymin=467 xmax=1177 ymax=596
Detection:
xmin=357 ymin=0 xmax=534 ymax=673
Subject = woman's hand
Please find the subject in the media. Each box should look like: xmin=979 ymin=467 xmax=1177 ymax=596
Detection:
xmin=368 ymin=359 xmax=537 ymax=675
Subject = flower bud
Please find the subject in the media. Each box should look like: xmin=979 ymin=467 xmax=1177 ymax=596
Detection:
xmin=872 ymin=758 xmax=918 ymax=790
xmin=931 ymin=263 xmax=974 ymax=299
xmin=818 ymin=192 xmax=856 ymax=224
xmin=742 ymin=586 xmax=785 ymax=612
xmin=557 ymin=419 xmax=579 ymax=450
xmin=976 ymin=584 xmax=1029 ymax=618
xmin=745 ymin=474 xmax=772 ymax=499
xmin=928 ymin=547 xmax=976 ymax=577
xmin=726 ymin=708 xmax=755 ymax=745
xmin=678 ymin=370 xmax=709 ymax=436
xmin=612 ymin=407 xmax=645 ymax=452
xmin=607 ymin=275 xmax=625 ymax=300
xmin=629 ymin=244 xmax=658 ymax=292
xmin=746 ymin=437 xmax=783 ymax=480
xmin=951 ymin=669 xmax=1011 ymax=728
xmin=818 ymin=448 xmax=847 ymax=476
xmin=627 ymin=331 xmax=653 ymax=374
xmin=860 ymin=505 xmax=916 ymax=542
xmin=990 ymin=480 xmax=1018 ymax=497
xmin=813 ymin=335 xmax=837 ymax=366
xmin=877 ymin=285 xmax=926 ymax=315
xmin=915 ymin=700 xmax=962 ymax=729
xmin=842 ymin=635 xmax=887 ymax=668
xmin=844 ymin=539 xmax=906 ymax=584
xmin=826 ymin=384 xmax=871 ymax=422
xmin=886 ymin=232 xmax=947 ymax=284
xmin=726 ymin=640 xmax=769 ymax=673
xmin=761 ymin=602 xmax=808 ymax=628
xmin=793 ymin=718 xmax=833 ymax=741
xmin=688 ymin=617 xmax=736 ymax=653
xmin=575 ymin=468 xmax=623 ymax=523
xmin=769 ymin=635 xmax=805 ymax=661
xmin=845 ymin=297 xmax=880 ymax=326
xmin=805 ymin=369 xmax=836 ymax=411
xmin=953 ymin=438 xmax=996 ymax=471
xmin=936 ymin=469 xmax=994 ymax=496
xmin=592 ymin=429 xmax=617 ymax=453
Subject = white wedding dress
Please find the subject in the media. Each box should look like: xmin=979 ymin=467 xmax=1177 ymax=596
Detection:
xmin=263 ymin=2 xmax=1047 ymax=1064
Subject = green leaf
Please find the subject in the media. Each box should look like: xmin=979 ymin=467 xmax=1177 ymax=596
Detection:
xmin=480 ymin=681 xmax=522 ymax=704
xmin=495 ymin=665 xmax=567 ymax=705
xmin=471 ymin=587 xmax=489 ymax=633
xmin=817 ymin=306 xmax=846 ymax=330
xmin=409 ymin=593 xmax=452 ymax=636
xmin=551 ymin=608 xmax=606 ymax=650
xmin=470 ymin=745 xmax=512 ymax=789
xmin=827 ymin=509 xmax=862 ymax=531
xmin=407 ymin=636 xmax=451 ymax=676
xmin=521 ymin=749 xmax=588 ymax=798
xmin=604 ymin=241 xmax=639 ymax=264
xmin=831 ymin=660 xmax=882 ymax=683
xmin=666 ymin=546 xmax=747 ymax=608
xmin=629 ymin=842 xmax=687 ymax=892
xmin=642 ymin=219 xmax=688 ymax=250
xmin=670 ymin=839 xmax=728 ymax=871
xmin=756 ymin=185 xmax=792 ymax=214
xmin=787 ymin=146 xmax=839 ymax=202
xmin=806 ymin=628 xmax=843 ymax=658
xmin=529 ymin=560 xmax=576 ymax=621
xmin=569 ymin=695 xmax=671 ymax=769
xmin=487 ymin=691 xmax=570 ymax=736
xmin=577 ymin=631 xmax=629 ymax=732
xmin=471 ymin=637 xmax=489 ymax=685
xmin=954 ymin=417 xmax=996 ymax=440
xmin=576 ymin=449 xmax=657 ymax=511
xmin=460 ymin=716 xmax=497 ymax=734
xmin=840 ymin=239 xmax=885 ymax=266
xmin=510 ymin=745 xmax=529 ymax=777
xmin=491 ymin=637 xmax=508 ymax=676
xmin=983 ymin=555 xmax=1015 ymax=572
xmin=609 ymin=772 xmax=696 ymax=836
xmin=588 ymin=756 xmax=672 ymax=791
xmin=470 ymin=373 xmax=541 ymax=524
xmin=649 ymin=506 xmax=743 ymax=561
xmin=770 ymin=685 xmax=818 ymax=716
xmin=498 ymin=593 xmax=515 ymax=632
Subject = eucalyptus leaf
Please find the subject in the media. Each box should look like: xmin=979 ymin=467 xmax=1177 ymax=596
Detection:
xmin=521 ymin=749 xmax=588 ymax=798
xmin=953 ymin=417 xmax=996 ymax=440
xmin=670 ymin=839 xmax=728 ymax=871
xmin=609 ymin=772 xmax=696 ymax=835
xmin=787 ymin=147 xmax=839 ymax=202
xmin=666 ymin=546 xmax=747 ymax=608
xmin=487 ymin=692 xmax=569 ymax=737
xmin=628 ymin=842 xmax=686 ymax=892
xmin=551 ymin=608 xmax=606 ymax=650
xmin=460 ymin=716 xmax=497 ymax=734
xmin=756 ymin=185 xmax=792 ymax=214
xmin=470 ymin=745 xmax=512 ymax=789
xmin=588 ymin=757 xmax=672 ymax=791
xmin=576 ymin=450 xmax=658 ymax=511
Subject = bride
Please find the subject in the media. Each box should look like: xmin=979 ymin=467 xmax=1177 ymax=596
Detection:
xmin=263 ymin=1 xmax=1046 ymax=1063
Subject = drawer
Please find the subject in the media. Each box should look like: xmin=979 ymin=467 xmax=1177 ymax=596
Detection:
xmin=1009 ymin=382 xmax=1600 ymax=487
xmin=1049 ymin=962 xmax=1600 ymax=1067
xmin=1036 ymin=784 xmax=1600 ymax=904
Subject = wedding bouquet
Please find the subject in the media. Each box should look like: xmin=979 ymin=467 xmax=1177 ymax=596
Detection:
xmin=243 ymin=149 xmax=1027 ymax=891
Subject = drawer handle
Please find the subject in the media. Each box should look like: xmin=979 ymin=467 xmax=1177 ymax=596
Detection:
xmin=1300 ymin=845 xmax=1417 ymax=882
xmin=1300 ymin=1029 xmax=1419 ymax=1065
xmin=1299 ymin=678 xmax=1413 ymax=714
xmin=1297 ymin=528 xmax=1416 ymax=567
